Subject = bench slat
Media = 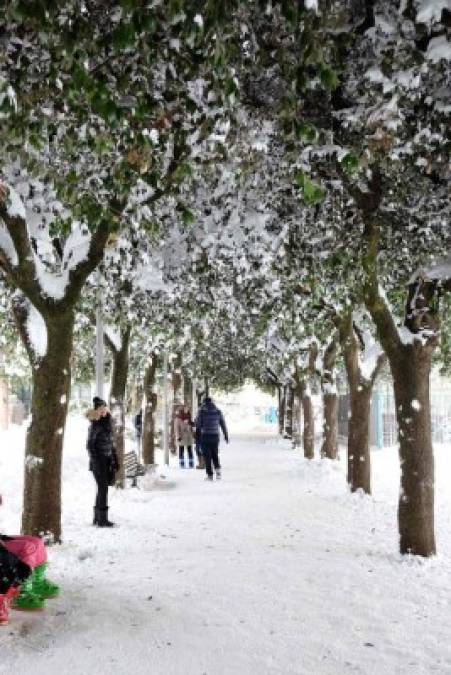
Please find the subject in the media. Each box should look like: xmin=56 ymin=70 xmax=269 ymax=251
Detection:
xmin=124 ymin=451 xmax=145 ymax=480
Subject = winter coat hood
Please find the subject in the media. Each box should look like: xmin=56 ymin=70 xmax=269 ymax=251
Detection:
xmin=86 ymin=409 xmax=103 ymax=422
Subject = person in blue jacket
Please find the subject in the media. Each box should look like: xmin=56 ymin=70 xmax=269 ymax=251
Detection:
xmin=195 ymin=397 xmax=229 ymax=480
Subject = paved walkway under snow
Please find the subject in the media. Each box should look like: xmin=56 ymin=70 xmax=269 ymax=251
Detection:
xmin=2 ymin=427 xmax=451 ymax=674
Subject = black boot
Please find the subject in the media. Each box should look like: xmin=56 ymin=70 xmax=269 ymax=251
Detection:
xmin=97 ymin=508 xmax=115 ymax=528
xmin=93 ymin=507 xmax=99 ymax=525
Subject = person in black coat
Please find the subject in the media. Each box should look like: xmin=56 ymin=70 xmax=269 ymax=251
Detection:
xmin=86 ymin=397 xmax=119 ymax=528
xmin=134 ymin=409 xmax=143 ymax=441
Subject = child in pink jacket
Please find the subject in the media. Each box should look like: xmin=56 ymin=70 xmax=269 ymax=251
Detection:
xmin=0 ymin=494 xmax=59 ymax=625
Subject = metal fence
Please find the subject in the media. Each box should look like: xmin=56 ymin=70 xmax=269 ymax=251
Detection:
xmin=338 ymin=381 xmax=451 ymax=449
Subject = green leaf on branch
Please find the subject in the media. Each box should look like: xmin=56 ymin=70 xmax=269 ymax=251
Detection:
xmin=112 ymin=22 xmax=136 ymax=49
xmin=168 ymin=0 xmax=185 ymax=21
xmin=318 ymin=64 xmax=338 ymax=90
xmin=176 ymin=203 xmax=195 ymax=225
xmin=295 ymin=171 xmax=326 ymax=205
xmin=297 ymin=122 xmax=318 ymax=143
xmin=340 ymin=152 xmax=360 ymax=176
xmin=225 ymin=77 xmax=239 ymax=99
xmin=182 ymin=208 xmax=195 ymax=226
xmin=295 ymin=171 xmax=306 ymax=189
xmin=173 ymin=163 xmax=193 ymax=182
xmin=119 ymin=0 xmax=135 ymax=9
xmin=12 ymin=0 xmax=48 ymax=22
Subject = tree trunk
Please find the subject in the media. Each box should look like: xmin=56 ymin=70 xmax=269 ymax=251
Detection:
xmin=170 ymin=354 xmax=182 ymax=453
xmin=284 ymin=384 xmax=294 ymax=439
xmin=183 ymin=370 xmax=193 ymax=409
xmin=322 ymin=393 xmax=339 ymax=460
xmin=301 ymin=382 xmax=315 ymax=460
xmin=392 ymin=344 xmax=435 ymax=556
xmin=292 ymin=367 xmax=303 ymax=449
xmin=127 ymin=379 xmax=143 ymax=415
xmin=363 ymin=216 xmax=436 ymax=555
xmin=278 ymin=386 xmax=285 ymax=436
xmin=196 ymin=387 xmax=204 ymax=408
xmin=0 ymin=202 xmax=109 ymax=542
xmin=321 ymin=335 xmax=339 ymax=460
xmin=108 ymin=326 xmax=131 ymax=488
xmin=22 ymin=310 xmax=75 ymax=542
xmin=292 ymin=391 xmax=302 ymax=448
xmin=339 ymin=322 xmax=372 ymax=493
xmin=0 ymin=372 xmax=9 ymax=431
xmin=142 ymin=353 xmax=159 ymax=466
xmin=348 ymin=384 xmax=372 ymax=492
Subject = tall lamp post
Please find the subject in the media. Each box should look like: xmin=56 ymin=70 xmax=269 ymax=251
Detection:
xmin=95 ymin=269 xmax=104 ymax=398
xmin=162 ymin=350 xmax=169 ymax=466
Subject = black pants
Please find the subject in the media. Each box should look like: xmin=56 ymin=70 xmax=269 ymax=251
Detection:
xmin=202 ymin=435 xmax=220 ymax=477
xmin=179 ymin=445 xmax=193 ymax=461
xmin=93 ymin=458 xmax=109 ymax=511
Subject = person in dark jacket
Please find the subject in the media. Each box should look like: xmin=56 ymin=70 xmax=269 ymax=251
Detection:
xmin=135 ymin=409 xmax=143 ymax=441
xmin=86 ymin=397 xmax=119 ymax=527
xmin=195 ymin=397 xmax=229 ymax=480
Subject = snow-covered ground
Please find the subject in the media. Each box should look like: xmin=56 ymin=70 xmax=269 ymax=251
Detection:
xmin=1 ymin=417 xmax=451 ymax=675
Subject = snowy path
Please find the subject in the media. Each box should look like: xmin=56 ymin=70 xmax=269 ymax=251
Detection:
xmin=2 ymin=424 xmax=451 ymax=675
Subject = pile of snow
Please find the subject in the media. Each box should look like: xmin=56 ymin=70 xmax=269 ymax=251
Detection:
xmin=141 ymin=466 xmax=177 ymax=491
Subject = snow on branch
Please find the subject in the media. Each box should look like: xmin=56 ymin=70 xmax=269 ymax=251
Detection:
xmin=410 ymin=258 xmax=451 ymax=286
xmin=416 ymin=0 xmax=451 ymax=25
xmin=134 ymin=260 xmax=167 ymax=293
xmin=105 ymin=325 xmax=122 ymax=352
xmin=26 ymin=303 xmax=48 ymax=360
xmin=304 ymin=0 xmax=319 ymax=12
xmin=427 ymin=35 xmax=451 ymax=62
xmin=31 ymin=223 xmax=92 ymax=301
xmin=0 ymin=220 xmax=18 ymax=267
xmin=357 ymin=329 xmax=384 ymax=381
xmin=2 ymin=184 xmax=26 ymax=220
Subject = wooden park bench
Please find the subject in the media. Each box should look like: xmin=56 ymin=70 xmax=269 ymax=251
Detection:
xmin=124 ymin=451 xmax=146 ymax=487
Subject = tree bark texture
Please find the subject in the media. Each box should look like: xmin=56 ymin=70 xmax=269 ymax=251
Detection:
xmin=301 ymin=382 xmax=315 ymax=460
xmin=284 ymin=384 xmax=294 ymax=439
xmin=127 ymin=379 xmax=143 ymax=415
xmin=338 ymin=316 xmax=374 ymax=494
xmin=108 ymin=326 xmax=131 ymax=488
xmin=292 ymin=368 xmax=303 ymax=449
xmin=292 ymin=393 xmax=302 ymax=448
xmin=299 ymin=343 xmax=318 ymax=459
xmin=142 ymin=353 xmax=159 ymax=466
xmin=278 ymin=386 xmax=285 ymax=436
xmin=183 ymin=370 xmax=193 ymax=409
xmin=348 ymin=384 xmax=372 ymax=493
xmin=392 ymin=345 xmax=435 ymax=556
xmin=322 ymin=393 xmax=339 ymax=460
xmin=320 ymin=334 xmax=339 ymax=460
xmin=21 ymin=311 xmax=75 ymax=542
xmin=170 ymin=354 xmax=182 ymax=453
